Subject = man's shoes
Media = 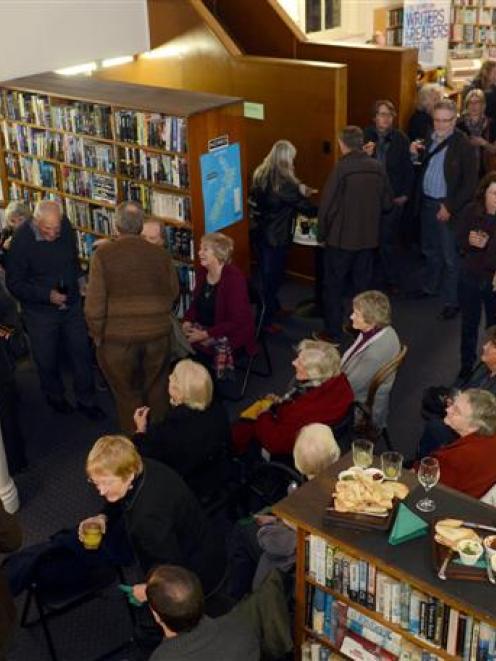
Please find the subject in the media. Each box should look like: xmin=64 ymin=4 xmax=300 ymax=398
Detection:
xmin=312 ymin=330 xmax=341 ymax=344
xmin=77 ymin=402 xmax=106 ymax=421
xmin=263 ymin=323 xmax=283 ymax=335
xmin=46 ymin=396 xmax=74 ymax=414
xmin=439 ymin=305 xmax=460 ymax=320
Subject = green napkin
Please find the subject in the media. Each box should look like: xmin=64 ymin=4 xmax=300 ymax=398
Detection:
xmin=118 ymin=583 xmax=145 ymax=607
xmin=388 ymin=503 xmax=429 ymax=545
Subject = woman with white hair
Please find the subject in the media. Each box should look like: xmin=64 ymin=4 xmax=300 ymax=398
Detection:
xmin=232 ymin=339 xmax=353 ymax=456
xmin=250 ymin=140 xmax=317 ymax=331
xmin=0 ymin=201 xmax=31 ymax=267
xmin=407 ymin=83 xmax=443 ymax=142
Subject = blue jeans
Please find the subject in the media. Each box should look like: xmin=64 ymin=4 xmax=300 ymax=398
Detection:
xmin=459 ymin=271 xmax=496 ymax=373
xmin=421 ymin=197 xmax=459 ymax=307
xmin=257 ymin=239 xmax=289 ymax=325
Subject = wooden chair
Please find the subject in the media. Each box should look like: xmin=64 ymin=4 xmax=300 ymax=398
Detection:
xmin=353 ymin=344 xmax=408 ymax=450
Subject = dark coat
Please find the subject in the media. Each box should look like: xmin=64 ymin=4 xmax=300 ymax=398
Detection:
xmin=363 ymin=126 xmax=414 ymax=198
xmin=455 ymin=201 xmax=496 ymax=282
xmin=132 ymin=400 xmax=231 ymax=498
xmin=0 ymin=501 xmax=22 ymax=656
xmin=417 ymin=129 xmax=478 ymax=218
xmin=317 ymin=151 xmax=393 ymax=250
xmin=184 ymin=264 xmax=256 ymax=354
xmin=108 ymin=459 xmax=225 ymax=594
xmin=251 ymin=179 xmax=317 ymax=247
xmin=407 ymin=109 xmax=433 ymax=142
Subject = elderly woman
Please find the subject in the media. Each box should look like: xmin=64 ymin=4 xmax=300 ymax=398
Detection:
xmin=251 ymin=140 xmax=317 ymax=331
xmin=341 ymin=290 xmax=400 ymax=429
xmin=407 ymin=83 xmax=444 ymax=142
xmin=182 ymin=232 xmax=255 ymax=378
xmin=457 ymin=89 xmax=496 ymax=177
xmin=132 ymin=359 xmax=231 ymax=499
xmin=456 ymin=173 xmax=496 ymax=378
xmin=229 ymin=423 xmax=340 ymax=599
xmin=0 ymin=201 xmax=31 ymax=267
xmin=428 ymin=389 xmax=496 ymax=498
xmin=232 ymin=339 xmax=353 ymax=456
xmin=79 ymin=435 xmax=226 ymax=598
xmin=464 ymin=60 xmax=496 ymax=121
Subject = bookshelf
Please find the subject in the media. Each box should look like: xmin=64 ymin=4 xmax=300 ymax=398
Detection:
xmin=373 ymin=5 xmax=404 ymax=47
xmin=0 ymin=73 xmax=248 ymax=308
xmin=450 ymin=1 xmax=496 ymax=52
xmin=274 ymin=456 xmax=496 ymax=661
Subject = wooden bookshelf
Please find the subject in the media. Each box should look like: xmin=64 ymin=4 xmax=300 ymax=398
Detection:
xmin=0 ymin=72 xmax=248 ymax=277
xmin=450 ymin=0 xmax=496 ymax=50
xmin=274 ymin=455 xmax=496 ymax=660
xmin=373 ymin=4 xmax=404 ymax=47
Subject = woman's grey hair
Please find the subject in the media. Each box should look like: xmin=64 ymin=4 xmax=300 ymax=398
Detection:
xmin=464 ymin=389 xmax=496 ymax=436
xmin=5 ymin=201 xmax=31 ymax=227
xmin=293 ymin=423 xmax=340 ymax=478
xmin=463 ymin=88 xmax=486 ymax=113
xmin=417 ymin=83 xmax=443 ymax=111
xmin=353 ymin=290 xmax=391 ymax=329
xmin=115 ymin=201 xmax=144 ymax=235
xmin=296 ymin=339 xmax=341 ymax=383
xmin=201 ymin=233 xmax=234 ymax=265
xmin=171 ymin=359 xmax=213 ymax=411
xmin=252 ymin=139 xmax=299 ymax=193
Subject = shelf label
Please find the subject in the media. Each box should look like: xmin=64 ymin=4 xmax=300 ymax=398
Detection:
xmin=208 ymin=134 xmax=229 ymax=152
xmin=243 ymin=102 xmax=265 ymax=121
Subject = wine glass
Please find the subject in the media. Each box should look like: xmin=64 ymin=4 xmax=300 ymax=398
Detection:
xmin=352 ymin=439 xmax=374 ymax=469
xmin=416 ymin=457 xmax=440 ymax=512
xmin=57 ymin=278 xmax=68 ymax=310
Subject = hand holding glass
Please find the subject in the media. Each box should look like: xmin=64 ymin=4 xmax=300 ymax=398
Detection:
xmin=81 ymin=521 xmax=104 ymax=550
xmin=352 ymin=439 xmax=374 ymax=469
xmin=416 ymin=457 xmax=440 ymax=512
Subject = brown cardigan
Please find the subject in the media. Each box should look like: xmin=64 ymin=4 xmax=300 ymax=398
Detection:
xmin=0 ymin=501 xmax=22 ymax=656
xmin=85 ymin=235 xmax=179 ymax=344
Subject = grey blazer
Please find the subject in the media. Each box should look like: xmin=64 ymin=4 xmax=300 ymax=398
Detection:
xmin=341 ymin=326 xmax=401 ymax=429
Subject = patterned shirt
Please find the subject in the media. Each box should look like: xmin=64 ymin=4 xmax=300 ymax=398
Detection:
xmin=422 ymin=131 xmax=453 ymax=199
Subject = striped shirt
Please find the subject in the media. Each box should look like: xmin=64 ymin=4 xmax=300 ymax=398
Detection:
xmin=422 ymin=133 xmax=452 ymax=199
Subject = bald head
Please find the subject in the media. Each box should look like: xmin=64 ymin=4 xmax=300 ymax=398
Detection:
xmin=33 ymin=200 xmax=62 ymax=242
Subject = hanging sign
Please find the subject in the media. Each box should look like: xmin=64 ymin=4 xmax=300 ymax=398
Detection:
xmin=402 ymin=0 xmax=450 ymax=68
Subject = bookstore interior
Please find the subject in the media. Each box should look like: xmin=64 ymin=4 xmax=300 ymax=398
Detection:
xmin=1 ymin=1 xmax=496 ymax=661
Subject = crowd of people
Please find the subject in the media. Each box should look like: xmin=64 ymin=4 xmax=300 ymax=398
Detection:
xmin=1 ymin=59 xmax=496 ymax=660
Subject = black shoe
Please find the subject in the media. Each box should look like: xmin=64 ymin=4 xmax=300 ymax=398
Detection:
xmin=439 ymin=305 xmax=460 ymax=320
xmin=77 ymin=402 xmax=106 ymax=421
xmin=46 ymin=396 xmax=74 ymax=414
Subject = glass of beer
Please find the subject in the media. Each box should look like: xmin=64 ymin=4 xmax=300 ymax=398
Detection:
xmin=381 ymin=451 xmax=403 ymax=480
xmin=352 ymin=439 xmax=374 ymax=469
xmin=81 ymin=521 xmax=104 ymax=550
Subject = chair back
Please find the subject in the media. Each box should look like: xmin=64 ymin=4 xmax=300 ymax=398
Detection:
xmin=247 ymin=277 xmax=266 ymax=342
xmin=365 ymin=344 xmax=408 ymax=411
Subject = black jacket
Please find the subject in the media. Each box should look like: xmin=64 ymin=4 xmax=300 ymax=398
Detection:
xmin=252 ymin=179 xmax=317 ymax=247
xmin=132 ymin=400 xmax=231 ymax=498
xmin=363 ymin=126 xmax=414 ymax=198
xmin=407 ymin=109 xmax=433 ymax=142
xmin=418 ymin=129 xmax=478 ymax=217
xmin=106 ymin=459 xmax=225 ymax=594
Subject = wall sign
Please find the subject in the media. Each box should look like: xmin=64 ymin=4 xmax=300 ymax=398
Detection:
xmin=403 ymin=0 xmax=450 ymax=68
xmin=200 ymin=143 xmax=243 ymax=233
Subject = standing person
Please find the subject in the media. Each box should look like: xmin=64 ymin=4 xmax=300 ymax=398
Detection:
xmin=410 ymin=99 xmax=478 ymax=319
xmin=364 ymin=100 xmax=414 ymax=293
xmin=0 ymin=500 xmax=22 ymax=661
xmin=6 ymin=200 xmax=103 ymax=418
xmin=250 ymin=140 xmax=317 ymax=332
xmin=463 ymin=60 xmax=496 ymax=121
xmin=407 ymin=83 xmax=444 ymax=142
xmin=317 ymin=126 xmax=392 ymax=344
xmin=85 ymin=201 xmax=179 ymax=435
xmin=456 ymin=173 xmax=496 ymax=379
xmin=457 ymin=89 xmax=496 ymax=177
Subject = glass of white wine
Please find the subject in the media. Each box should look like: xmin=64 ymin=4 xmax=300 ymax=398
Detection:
xmin=352 ymin=439 xmax=374 ymax=469
xmin=416 ymin=457 xmax=440 ymax=512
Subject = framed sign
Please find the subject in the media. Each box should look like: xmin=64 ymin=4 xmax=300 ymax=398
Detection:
xmin=200 ymin=143 xmax=243 ymax=233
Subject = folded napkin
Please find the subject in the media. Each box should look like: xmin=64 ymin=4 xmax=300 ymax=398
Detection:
xmin=388 ymin=503 xmax=429 ymax=545
xmin=240 ymin=398 xmax=274 ymax=420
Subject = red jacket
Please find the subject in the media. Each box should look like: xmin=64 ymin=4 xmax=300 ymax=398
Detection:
xmin=184 ymin=264 xmax=256 ymax=354
xmin=254 ymin=373 xmax=353 ymax=455
xmin=432 ymin=432 xmax=496 ymax=499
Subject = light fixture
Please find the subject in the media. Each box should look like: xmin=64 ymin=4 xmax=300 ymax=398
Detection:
xmin=55 ymin=62 xmax=97 ymax=76
xmin=140 ymin=44 xmax=186 ymax=60
xmin=101 ymin=55 xmax=134 ymax=68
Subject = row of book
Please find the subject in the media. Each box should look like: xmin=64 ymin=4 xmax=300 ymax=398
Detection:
xmin=75 ymin=230 xmax=96 ymax=260
xmin=65 ymin=199 xmax=116 ymax=236
xmin=61 ymin=167 xmax=117 ymax=204
xmin=7 ymin=155 xmax=58 ymax=189
xmin=451 ymin=6 xmax=496 ymax=25
xmin=165 ymin=227 xmax=194 ymax=262
xmin=387 ymin=7 xmax=403 ymax=28
xmin=122 ymin=181 xmax=191 ymax=222
xmin=452 ymin=0 xmax=496 ymax=6
xmin=118 ymin=146 xmax=188 ymax=188
xmin=114 ymin=111 xmax=187 ymax=152
xmin=307 ymin=535 xmax=496 ymax=658
xmin=451 ymin=23 xmax=496 ymax=43
xmin=175 ymin=264 xmax=196 ymax=318
xmin=3 ymin=92 xmax=51 ymax=127
xmin=386 ymin=29 xmax=403 ymax=47
xmin=301 ymin=640 xmax=339 ymax=660
xmin=1 ymin=122 xmax=63 ymax=160
xmin=50 ymin=103 xmax=112 ymax=138
xmin=7 ymin=182 xmax=59 ymax=207
xmin=63 ymin=135 xmax=116 ymax=174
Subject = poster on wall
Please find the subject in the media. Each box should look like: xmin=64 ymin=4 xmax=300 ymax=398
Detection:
xmin=402 ymin=0 xmax=450 ymax=68
xmin=200 ymin=143 xmax=243 ymax=233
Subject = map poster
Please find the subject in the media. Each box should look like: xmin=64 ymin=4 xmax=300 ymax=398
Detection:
xmin=200 ymin=143 xmax=243 ymax=233
xmin=403 ymin=0 xmax=450 ymax=68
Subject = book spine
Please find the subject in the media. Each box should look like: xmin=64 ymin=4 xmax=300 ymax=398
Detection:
xmin=400 ymin=583 xmax=411 ymax=630
xmin=358 ymin=560 xmax=368 ymax=606
xmin=390 ymin=581 xmax=401 ymax=625
xmin=446 ymin=608 xmax=460 ymax=656
xmin=367 ymin=563 xmax=376 ymax=611
xmin=349 ymin=560 xmax=359 ymax=602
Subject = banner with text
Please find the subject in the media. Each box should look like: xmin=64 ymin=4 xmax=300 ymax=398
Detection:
xmin=402 ymin=0 xmax=450 ymax=68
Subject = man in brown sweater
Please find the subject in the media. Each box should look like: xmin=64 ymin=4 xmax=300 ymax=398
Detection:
xmin=85 ymin=202 xmax=179 ymax=433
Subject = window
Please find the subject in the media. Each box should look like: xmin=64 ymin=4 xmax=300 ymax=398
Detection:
xmin=305 ymin=0 xmax=340 ymax=33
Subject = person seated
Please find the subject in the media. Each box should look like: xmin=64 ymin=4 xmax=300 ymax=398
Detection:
xmin=145 ymin=564 xmax=260 ymax=661
xmin=132 ymin=359 xmax=231 ymax=499
xmin=182 ymin=232 xmax=256 ymax=380
xmin=418 ymin=326 xmax=496 ymax=458
xmin=232 ymin=340 xmax=353 ymax=456
xmin=426 ymin=389 xmax=496 ymax=498
xmin=229 ymin=423 xmax=340 ymax=600
xmin=341 ymin=290 xmax=401 ymax=430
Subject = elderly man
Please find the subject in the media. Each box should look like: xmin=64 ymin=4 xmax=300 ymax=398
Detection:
xmin=6 ymin=200 xmax=103 ymax=418
xmin=318 ymin=126 xmax=392 ymax=343
xmin=85 ymin=201 xmax=179 ymax=434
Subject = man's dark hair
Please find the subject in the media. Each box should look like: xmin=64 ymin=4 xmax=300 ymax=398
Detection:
xmin=339 ymin=126 xmax=364 ymax=151
xmin=146 ymin=565 xmax=205 ymax=633
xmin=115 ymin=201 xmax=144 ymax=235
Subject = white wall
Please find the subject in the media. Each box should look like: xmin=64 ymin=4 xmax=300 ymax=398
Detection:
xmin=0 ymin=0 xmax=150 ymax=81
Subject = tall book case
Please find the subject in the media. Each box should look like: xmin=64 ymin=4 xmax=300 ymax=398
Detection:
xmin=274 ymin=460 xmax=496 ymax=661
xmin=450 ymin=0 xmax=496 ymax=52
xmin=0 ymin=73 xmax=248 ymax=311
xmin=373 ymin=5 xmax=404 ymax=47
